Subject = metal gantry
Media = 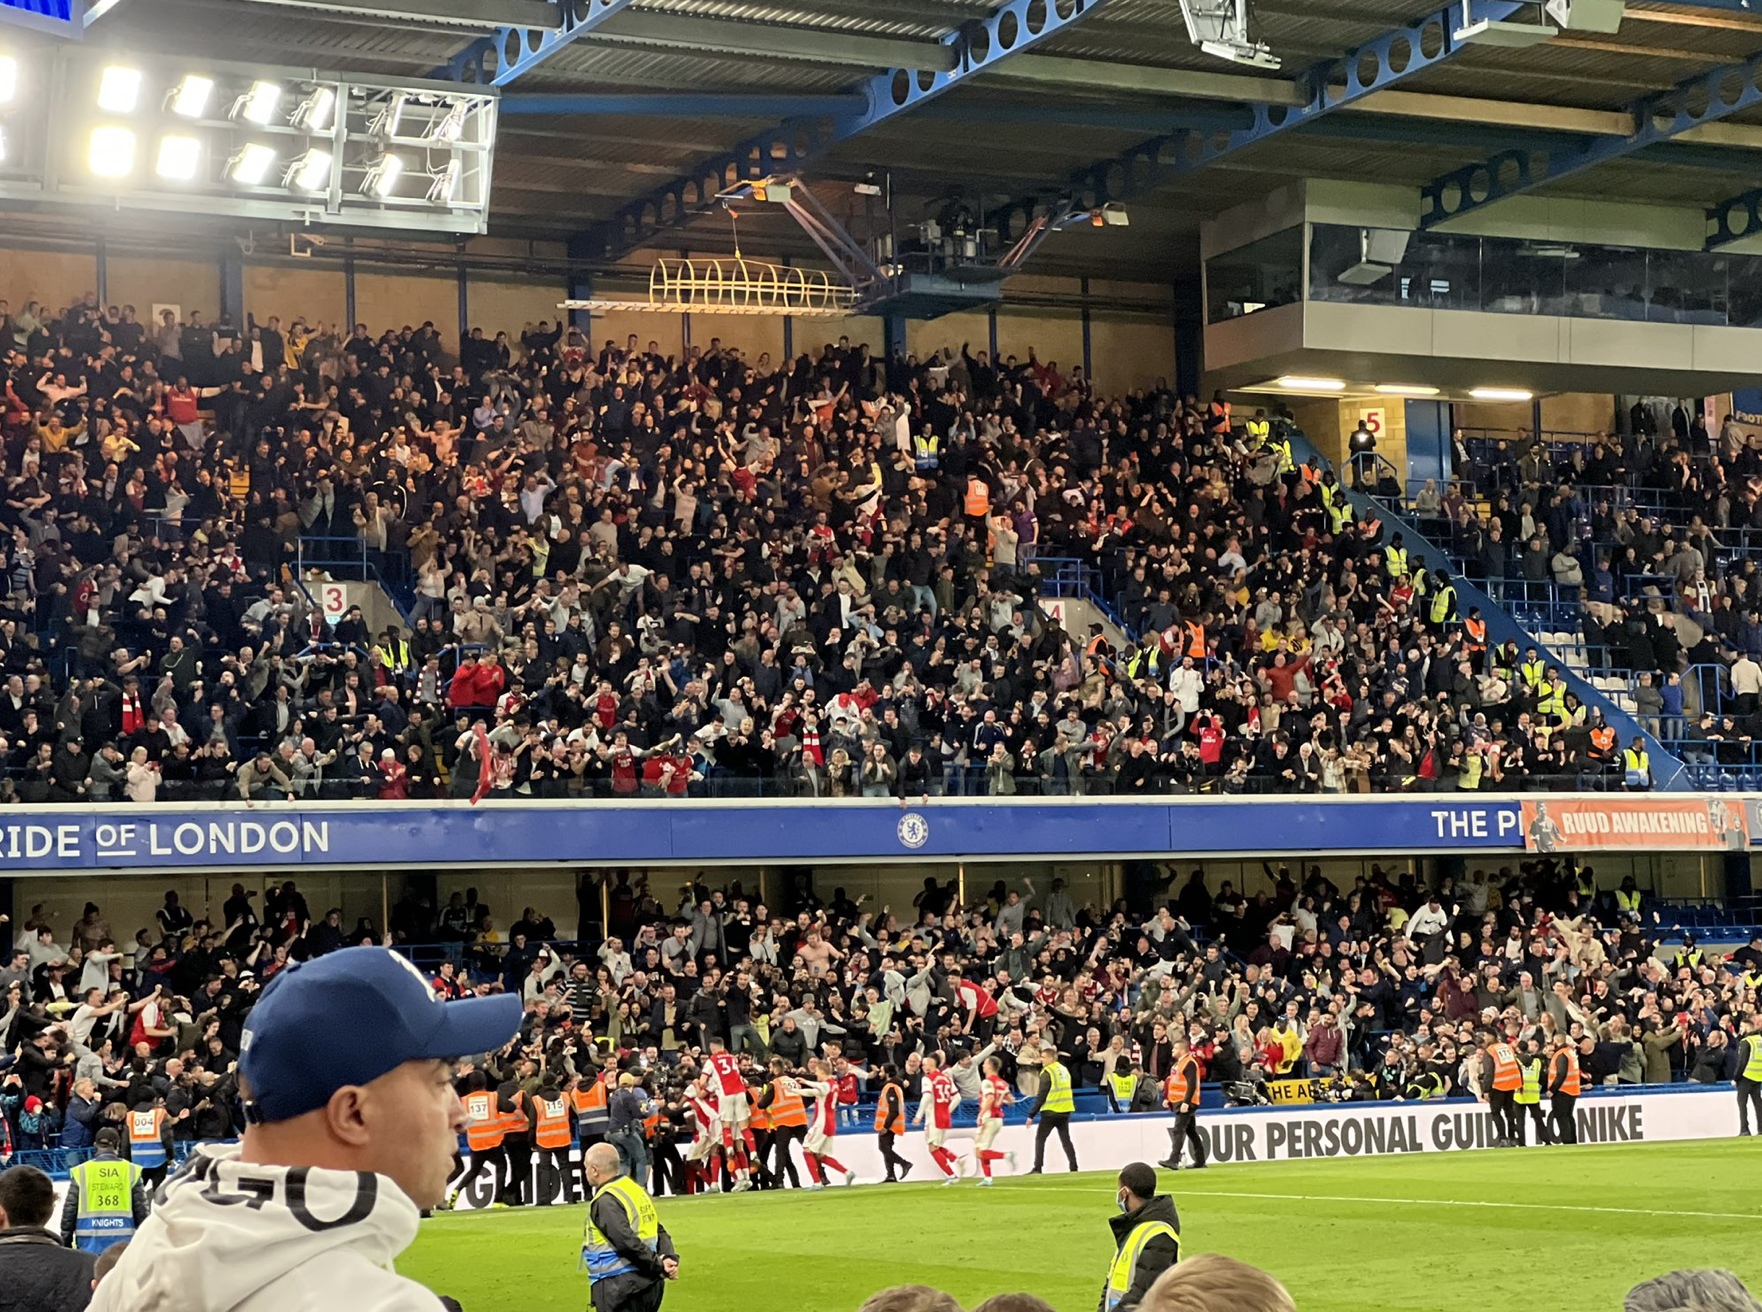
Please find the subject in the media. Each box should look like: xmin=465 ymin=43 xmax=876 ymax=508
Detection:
xmin=569 ymin=0 xmax=1119 ymax=264
xmin=1423 ymin=46 xmax=1762 ymax=228
xmin=437 ymin=0 xmax=643 ymax=87
xmin=1707 ymin=188 xmax=1762 ymax=251
xmin=989 ymin=0 xmax=1527 ymax=255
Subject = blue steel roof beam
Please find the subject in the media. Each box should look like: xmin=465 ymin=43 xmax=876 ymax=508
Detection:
xmin=1708 ymin=186 xmax=1762 ymax=249
xmin=988 ymin=0 xmax=1525 ymax=254
xmin=1424 ymin=48 xmax=1762 ymax=229
xmin=437 ymin=0 xmax=643 ymax=87
xmin=569 ymin=0 xmax=1117 ymax=264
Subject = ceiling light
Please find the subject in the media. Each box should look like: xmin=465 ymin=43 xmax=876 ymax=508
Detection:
xmin=170 ymin=74 xmax=214 ymax=119
xmin=427 ymin=99 xmax=467 ymax=143
xmin=426 ymin=159 xmax=461 ymax=203
xmin=364 ymin=152 xmax=403 ymax=197
xmin=1375 ymin=384 xmax=1440 ymax=396
xmin=1276 ymin=376 xmax=1345 ymax=392
xmin=155 ymin=134 xmax=202 ymax=181
xmin=291 ymin=86 xmax=336 ymax=132
xmin=97 ymin=65 xmax=142 ymax=114
xmin=88 ymin=125 xmax=136 ymax=178
xmin=1470 ymin=387 xmax=1534 ymax=402
xmin=238 ymin=80 xmax=282 ymax=126
xmin=288 ymin=148 xmax=332 ymax=192
xmin=371 ymin=93 xmax=407 ymax=138
xmin=0 ymin=56 xmax=17 ymax=106
xmin=229 ymin=142 xmax=277 ymax=185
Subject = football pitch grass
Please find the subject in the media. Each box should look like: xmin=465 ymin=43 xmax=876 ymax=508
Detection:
xmin=404 ymin=1139 xmax=1760 ymax=1312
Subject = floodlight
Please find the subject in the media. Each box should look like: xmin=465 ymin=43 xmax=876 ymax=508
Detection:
xmin=0 ymin=55 xmax=17 ymax=105
xmin=170 ymin=74 xmax=214 ymax=119
xmin=363 ymin=152 xmax=403 ymax=197
xmin=155 ymin=134 xmax=202 ymax=181
xmin=291 ymin=86 xmax=336 ymax=132
xmin=428 ymin=99 xmax=467 ymax=143
xmin=1179 ymin=0 xmax=1279 ymax=69
xmin=288 ymin=147 xmax=332 ymax=192
xmin=229 ymin=142 xmax=277 ymax=185
xmin=426 ymin=159 xmax=461 ymax=203
xmin=238 ymin=80 xmax=282 ymax=126
xmin=97 ymin=65 xmax=142 ymax=113
xmin=88 ymin=125 xmax=136 ymax=178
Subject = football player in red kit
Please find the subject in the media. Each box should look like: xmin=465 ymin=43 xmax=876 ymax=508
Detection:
xmin=968 ymin=1056 xmax=1016 ymax=1186
xmin=705 ymin=1037 xmax=755 ymax=1192
xmin=798 ymin=1058 xmax=856 ymax=1189
xmin=683 ymin=1075 xmax=725 ymax=1193
xmin=915 ymin=1053 xmax=963 ymax=1185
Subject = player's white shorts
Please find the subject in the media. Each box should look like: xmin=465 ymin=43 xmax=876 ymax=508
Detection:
xmin=925 ymin=1125 xmax=947 ymax=1149
xmin=804 ymin=1127 xmax=835 ymax=1155
xmin=686 ymin=1127 xmax=721 ymax=1163
xmin=975 ymin=1117 xmax=1003 ymax=1150
xmin=718 ymin=1091 xmax=750 ymax=1128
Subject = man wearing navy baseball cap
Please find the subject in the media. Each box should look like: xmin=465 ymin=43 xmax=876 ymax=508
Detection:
xmin=89 ymin=947 xmax=522 ymax=1312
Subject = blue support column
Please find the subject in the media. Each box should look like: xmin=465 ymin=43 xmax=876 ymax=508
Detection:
xmin=568 ymin=274 xmax=592 ymax=334
xmin=884 ymin=313 xmax=907 ymax=360
xmin=884 ymin=314 xmax=907 ymax=394
xmin=457 ymin=265 xmax=470 ymax=356
xmin=1080 ymin=277 xmax=1093 ymax=382
xmin=219 ymin=248 xmax=245 ymax=328
xmin=1173 ymin=277 xmax=1202 ymax=399
xmin=94 ymin=236 xmax=108 ymax=307
xmin=1404 ymin=400 xmax=1450 ymax=495
xmin=781 ymin=256 xmax=793 ymax=360
xmin=344 ymin=252 xmax=357 ymax=328
xmin=988 ymin=306 xmax=998 ymax=360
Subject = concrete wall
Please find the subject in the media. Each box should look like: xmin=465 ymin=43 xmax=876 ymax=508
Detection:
xmin=0 ymin=234 xmax=1176 ymax=390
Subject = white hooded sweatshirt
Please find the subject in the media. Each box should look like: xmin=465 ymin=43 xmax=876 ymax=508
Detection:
xmin=88 ymin=1145 xmax=446 ymax=1312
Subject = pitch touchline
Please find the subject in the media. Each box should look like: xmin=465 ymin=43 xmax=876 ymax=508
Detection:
xmin=1034 ymin=1186 xmax=1758 ymax=1222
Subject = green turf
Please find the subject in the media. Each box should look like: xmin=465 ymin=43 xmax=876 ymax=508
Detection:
xmin=403 ymin=1139 xmax=1761 ymax=1312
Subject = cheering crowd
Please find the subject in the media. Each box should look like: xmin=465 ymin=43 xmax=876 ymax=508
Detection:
xmin=5 ymin=853 xmax=1760 ymax=1188
xmin=0 ymin=289 xmax=1661 ymax=800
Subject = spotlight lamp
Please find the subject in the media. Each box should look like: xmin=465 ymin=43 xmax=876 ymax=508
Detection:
xmin=426 ymin=158 xmax=461 ymax=203
xmin=155 ymin=134 xmax=202 ymax=181
xmin=287 ymin=147 xmax=333 ymax=193
xmin=97 ymin=65 xmax=142 ymax=113
xmin=88 ymin=125 xmax=135 ymax=178
xmin=362 ymin=152 xmax=403 ymax=197
xmin=290 ymin=85 xmax=336 ymax=132
xmin=229 ymin=142 xmax=277 ymax=185
xmin=427 ymin=99 xmax=467 ymax=143
xmin=169 ymin=74 xmax=214 ymax=119
xmin=235 ymin=80 xmax=282 ymax=126
xmin=0 ymin=55 xmax=19 ymax=105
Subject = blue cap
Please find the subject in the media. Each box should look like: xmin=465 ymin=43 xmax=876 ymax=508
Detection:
xmin=239 ymin=947 xmax=522 ymax=1123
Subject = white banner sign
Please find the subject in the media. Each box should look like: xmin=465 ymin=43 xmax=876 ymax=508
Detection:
xmin=446 ymin=1087 xmax=1736 ymax=1209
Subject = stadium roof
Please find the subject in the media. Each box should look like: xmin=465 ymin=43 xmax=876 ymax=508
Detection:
xmin=65 ymin=0 xmax=1762 ymax=279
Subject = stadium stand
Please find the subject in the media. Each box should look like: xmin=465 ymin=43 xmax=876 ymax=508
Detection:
xmin=0 ymin=296 xmax=1654 ymax=801
xmin=5 ymin=860 xmax=1760 ymax=1187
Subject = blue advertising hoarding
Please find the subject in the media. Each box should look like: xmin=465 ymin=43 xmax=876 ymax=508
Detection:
xmin=0 ymin=796 xmax=1545 ymax=875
